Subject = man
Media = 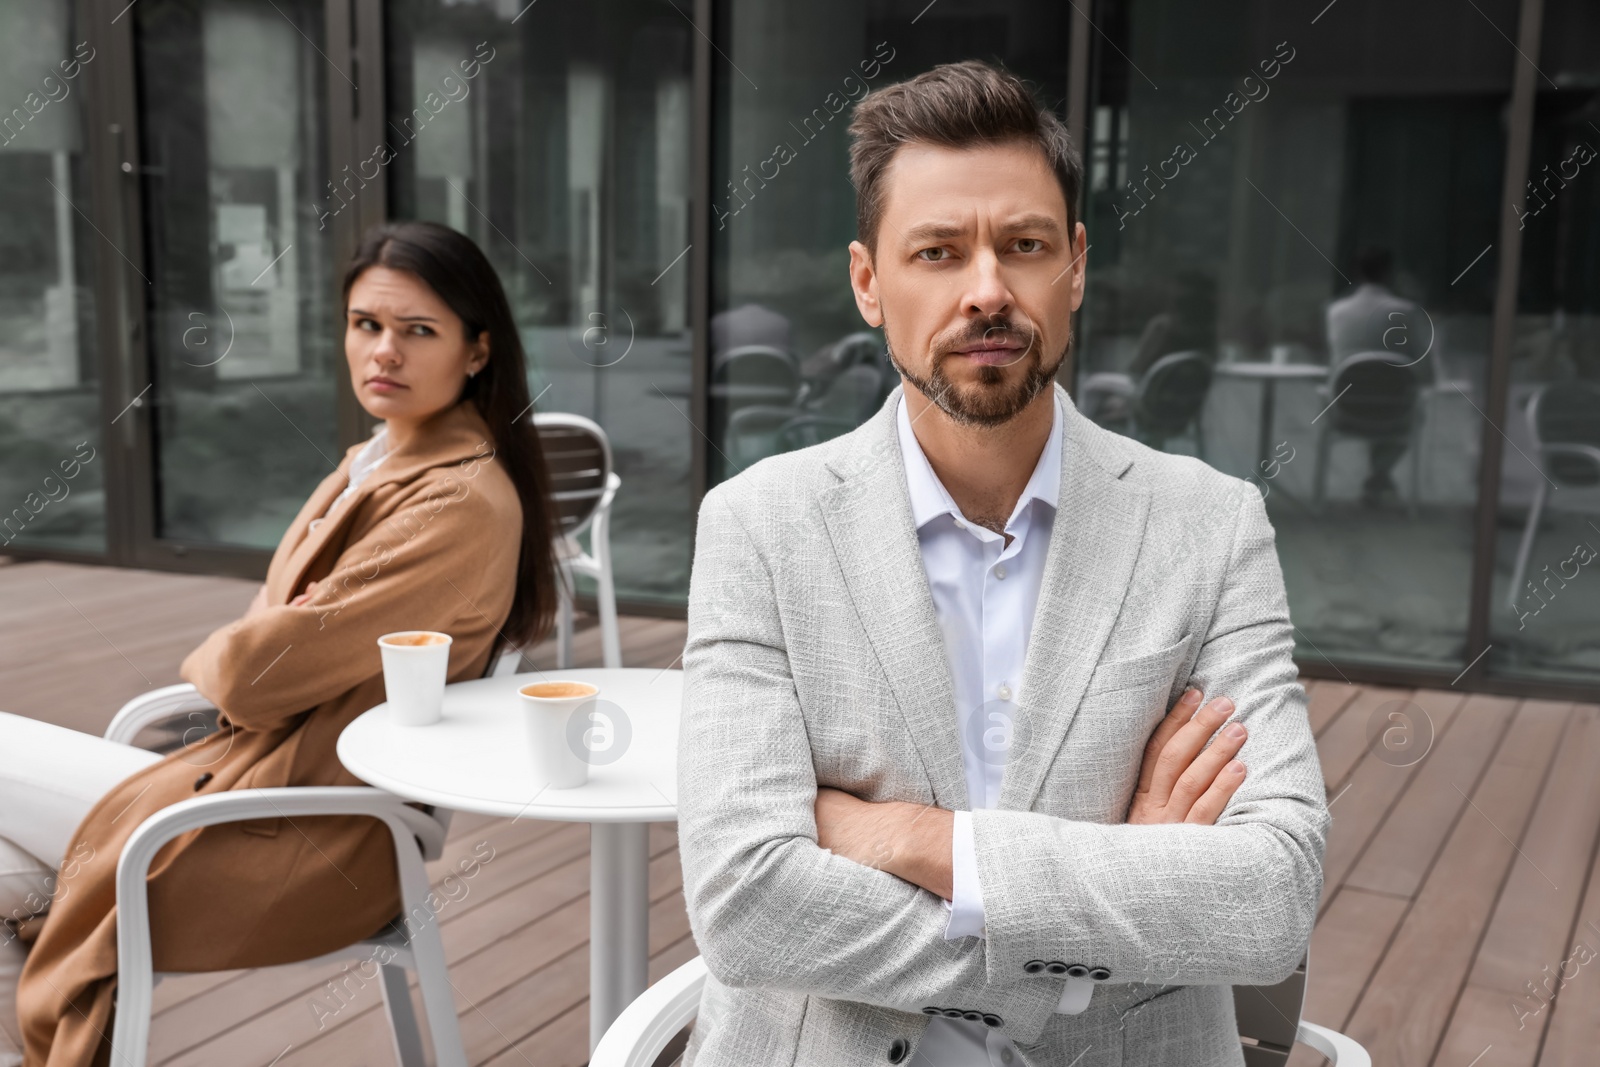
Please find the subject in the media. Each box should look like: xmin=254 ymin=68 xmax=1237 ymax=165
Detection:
xmin=679 ymin=60 xmax=1328 ymax=1067
xmin=1324 ymin=245 xmax=1430 ymax=507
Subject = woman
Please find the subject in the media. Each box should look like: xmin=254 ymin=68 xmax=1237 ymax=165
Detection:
xmin=0 ymin=220 xmax=560 ymax=1067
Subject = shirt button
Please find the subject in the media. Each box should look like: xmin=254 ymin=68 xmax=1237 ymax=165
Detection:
xmin=994 ymin=563 xmax=1007 ymax=579
xmin=954 ymin=517 xmax=966 ymax=529
xmin=997 ymin=683 xmax=1012 ymax=701
xmin=1001 ymin=1049 xmax=1015 ymax=1065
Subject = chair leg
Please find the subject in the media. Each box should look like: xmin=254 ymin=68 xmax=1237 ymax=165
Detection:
xmin=378 ymin=963 xmax=428 ymax=1067
xmin=597 ymin=563 xmax=622 ymax=671
xmin=392 ymin=851 xmax=469 ymax=1067
xmin=1312 ymin=425 xmax=1332 ymax=514
xmin=1507 ymin=477 xmax=1549 ymax=617
xmin=555 ymin=566 xmax=574 ymax=671
xmin=1408 ymin=427 xmax=1423 ymax=519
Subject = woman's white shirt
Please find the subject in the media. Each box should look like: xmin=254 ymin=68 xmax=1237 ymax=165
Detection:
xmin=309 ymin=425 xmax=390 ymax=533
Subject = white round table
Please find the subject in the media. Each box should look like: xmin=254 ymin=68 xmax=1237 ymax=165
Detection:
xmin=1214 ymin=361 xmax=1329 ymax=473
xmin=337 ymin=667 xmax=681 ymax=1052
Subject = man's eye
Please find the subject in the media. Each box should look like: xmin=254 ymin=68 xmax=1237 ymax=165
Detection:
xmin=410 ymin=325 xmax=433 ymax=336
xmin=1015 ymin=238 xmax=1042 ymax=253
xmin=918 ymin=248 xmax=949 ymax=262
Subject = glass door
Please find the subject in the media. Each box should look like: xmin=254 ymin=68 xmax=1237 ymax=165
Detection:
xmin=123 ymin=0 xmax=341 ymax=566
xmin=0 ymin=0 xmax=106 ymax=555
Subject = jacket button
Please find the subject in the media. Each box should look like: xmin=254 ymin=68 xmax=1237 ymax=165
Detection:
xmin=1089 ymin=967 xmax=1112 ymax=981
xmin=1065 ymin=964 xmax=1089 ymax=978
xmin=921 ymin=1006 xmax=940 ymax=1015
xmin=941 ymin=1008 xmax=964 ymax=1019
xmin=982 ymin=1013 xmax=1003 ymax=1028
xmin=1023 ymin=959 xmax=1046 ymax=974
xmin=193 ymin=773 xmax=213 ymax=791
xmin=888 ymin=1036 xmax=909 ymax=1063
xmin=961 ymin=1010 xmax=983 ymax=1022
xmin=1045 ymin=961 xmax=1069 ymax=975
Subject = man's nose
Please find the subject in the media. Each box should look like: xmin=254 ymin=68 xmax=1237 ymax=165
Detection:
xmin=964 ymin=249 xmax=1013 ymax=318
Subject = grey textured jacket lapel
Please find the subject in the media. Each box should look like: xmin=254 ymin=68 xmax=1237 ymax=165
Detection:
xmin=817 ymin=382 xmax=1153 ymax=816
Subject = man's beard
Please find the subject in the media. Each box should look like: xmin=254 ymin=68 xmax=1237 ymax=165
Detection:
xmin=884 ymin=314 xmax=1070 ymax=428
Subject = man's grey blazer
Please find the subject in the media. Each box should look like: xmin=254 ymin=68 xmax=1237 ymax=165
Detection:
xmin=677 ymin=382 xmax=1329 ymax=1067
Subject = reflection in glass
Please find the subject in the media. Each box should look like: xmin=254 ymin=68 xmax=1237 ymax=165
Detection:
xmin=388 ymin=0 xmax=694 ymax=605
xmin=1488 ymin=0 xmax=1600 ymax=684
xmin=136 ymin=0 xmax=338 ymax=548
xmin=710 ymin=1 xmax=1072 ymax=482
xmin=1077 ymin=0 xmax=1516 ymax=671
xmin=0 ymin=0 xmax=104 ymax=553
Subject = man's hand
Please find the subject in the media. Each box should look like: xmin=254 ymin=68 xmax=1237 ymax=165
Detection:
xmin=1128 ymin=688 xmax=1248 ymax=825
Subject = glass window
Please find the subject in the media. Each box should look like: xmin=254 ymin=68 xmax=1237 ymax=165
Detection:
xmin=135 ymin=0 xmax=339 ymax=548
xmin=1487 ymin=0 xmax=1600 ymax=684
xmin=386 ymin=0 xmax=695 ymax=606
xmin=709 ymin=0 xmax=1073 ymax=482
xmin=1077 ymin=0 xmax=1518 ymax=673
xmin=0 ymin=0 xmax=105 ymax=553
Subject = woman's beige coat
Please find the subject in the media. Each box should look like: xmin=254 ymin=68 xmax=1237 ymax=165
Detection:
xmin=18 ymin=400 xmax=523 ymax=1066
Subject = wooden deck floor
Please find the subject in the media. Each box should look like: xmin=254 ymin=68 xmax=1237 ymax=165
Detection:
xmin=2 ymin=558 xmax=1596 ymax=1066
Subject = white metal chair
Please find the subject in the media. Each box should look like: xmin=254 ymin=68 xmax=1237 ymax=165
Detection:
xmin=591 ymin=952 xmax=1371 ymax=1067
xmin=99 ymin=683 xmax=476 ymax=1067
xmin=534 ymin=412 xmax=623 ymax=670
xmin=1505 ymin=381 xmax=1600 ymax=614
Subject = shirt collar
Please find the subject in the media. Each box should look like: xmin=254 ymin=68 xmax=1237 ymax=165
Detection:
xmin=896 ymin=389 xmax=1062 ymax=533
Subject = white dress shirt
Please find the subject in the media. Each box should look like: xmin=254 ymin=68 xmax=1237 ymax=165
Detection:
xmin=896 ymin=392 xmax=1089 ymax=1067
xmin=309 ymin=425 xmax=389 ymax=532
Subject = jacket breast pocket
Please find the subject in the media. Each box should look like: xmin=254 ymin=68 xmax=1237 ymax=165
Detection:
xmin=1083 ymin=632 xmax=1196 ymax=698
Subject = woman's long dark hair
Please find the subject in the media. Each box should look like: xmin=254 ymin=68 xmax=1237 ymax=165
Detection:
xmin=341 ymin=220 xmax=559 ymax=652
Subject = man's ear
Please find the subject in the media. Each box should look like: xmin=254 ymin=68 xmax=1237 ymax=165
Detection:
xmin=847 ymin=239 xmax=883 ymax=328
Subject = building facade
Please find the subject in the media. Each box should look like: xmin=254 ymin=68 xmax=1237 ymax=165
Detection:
xmin=0 ymin=0 xmax=1595 ymax=698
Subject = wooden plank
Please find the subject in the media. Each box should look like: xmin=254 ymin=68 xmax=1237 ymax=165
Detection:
xmin=1341 ymin=700 xmax=1570 ymax=1066
xmin=1286 ymin=885 xmax=1411 ymax=1067
xmin=1343 ymin=693 xmax=1518 ymax=900
xmin=1318 ymin=690 xmax=1467 ymax=913
xmin=1431 ymin=704 xmax=1599 ymax=1067
xmin=1538 ymin=710 xmax=1600 ymax=1063
xmin=1313 ymin=685 xmax=1419 ymax=797
xmin=1305 ymin=679 xmax=1361 ymax=738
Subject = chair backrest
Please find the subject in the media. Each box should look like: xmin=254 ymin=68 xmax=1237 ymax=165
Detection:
xmin=1133 ymin=349 xmax=1213 ymax=434
xmin=711 ymin=345 xmax=800 ymax=394
xmin=534 ymin=412 xmax=615 ymax=542
xmin=1326 ymin=350 xmax=1422 ymax=438
xmin=810 ymin=364 xmax=884 ymax=424
xmin=1233 ymin=952 xmax=1308 ymax=1065
xmin=1528 ymin=381 xmax=1600 ymax=488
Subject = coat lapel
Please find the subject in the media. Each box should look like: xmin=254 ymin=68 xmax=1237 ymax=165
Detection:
xmin=272 ymin=402 xmax=500 ymax=602
xmin=999 ymin=388 xmax=1151 ymax=812
xmin=818 ymin=391 xmax=970 ymax=811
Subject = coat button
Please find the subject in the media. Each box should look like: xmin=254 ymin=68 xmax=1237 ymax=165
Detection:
xmin=941 ymin=1008 xmax=964 ymax=1019
xmin=1089 ymin=967 xmax=1112 ymax=981
xmin=1023 ymin=959 xmax=1046 ymax=974
xmin=982 ymin=1013 xmax=1003 ymax=1028
xmin=1065 ymin=964 xmax=1089 ymax=978
xmin=921 ymin=1006 xmax=940 ymax=1015
xmin=1045 ymin=961 xmax=1069 ymax=975
xmin=888 ymin=1036 xmax=909 ymax=1063
xmin=961 ymin=1010 xmax=982 ymax=1022
xmin=193 ymin=773 xmax=213 ymax=790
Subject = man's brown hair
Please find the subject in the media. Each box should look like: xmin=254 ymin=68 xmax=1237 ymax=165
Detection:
xmin=847 ymin=59 xmax=1082 ymax=254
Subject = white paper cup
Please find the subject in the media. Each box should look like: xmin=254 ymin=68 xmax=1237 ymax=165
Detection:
xmin=518 ymin=681 xmax=598 ymax=789
xmin=377 ymin=631 xmax=453 ymax=726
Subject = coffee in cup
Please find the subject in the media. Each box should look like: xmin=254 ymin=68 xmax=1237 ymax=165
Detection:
xmin=377 ymin=630 xmax=453 ymax=726
xmin=518 ymin=680 xmax=599 ymax=789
